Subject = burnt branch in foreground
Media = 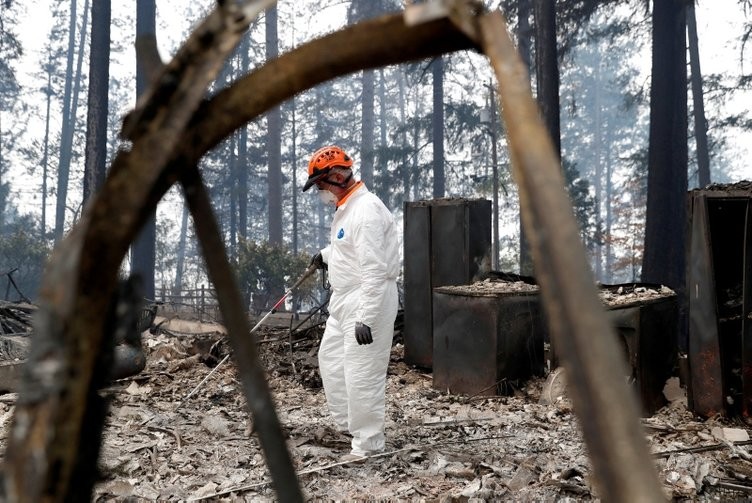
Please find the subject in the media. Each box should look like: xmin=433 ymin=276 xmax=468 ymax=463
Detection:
xmin=0 ymin=6 xmax=475 ymax=502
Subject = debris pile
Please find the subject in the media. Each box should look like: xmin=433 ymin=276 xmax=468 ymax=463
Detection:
xmin=599 ymin=284 xmax=676 ymax=307
xmin=0 ymin=312 xmax=751 ymax=500
xmin=0 ymin=302 xmax=35 ymax=336
xmin=0 ymin=302 xmax=34 ymax=365
xmin=437 ymin=278 xmax=540 ymax=296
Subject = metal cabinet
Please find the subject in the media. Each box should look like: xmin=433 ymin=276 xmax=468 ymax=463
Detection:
xmin=403 ymin=198 xmax=491 ymax=369
xmin=687 ymin=182 xmax=752 ymax=418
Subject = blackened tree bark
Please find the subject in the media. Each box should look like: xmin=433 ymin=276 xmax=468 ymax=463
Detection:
xmin=348 ymin=0 xmax=396 ymax=189
xmin=266 ymin=5 xmax=282 ymax=245
xmin=361 ymin=68 xmax=375 ymax=187
xmin=238 ymin=33 xmax=250 ymax=240
xmin=55 ymin=0 xmax=89 ymax=240
xmin=530 ymin=0 xmax=560 ymax=291
xmin=41 ymin=52 xmax=54 ymax=240
xmin=533 ymin=0 xmax=561 ymax=154
xmin=398 ymin=69 xmax=410 ymax=201
xmin=349 ymin=0 xmax=376 ymax=188
xmin=687 ymin=0 xmax=710 ymax=187
xmin=132 ymin=0 xmax=157 ymax=301
xmin=432 ymin=56 xmax=445 ymax=198
xmin=642 ymin=1 xmax=688 ymax=294
xmin=83 ymin=0 xmax=110 ymax=204
xmin=378 ymin=69 xmax=388 ymax=202
xmin=518 ymin=0 xmax=534 ymax=275
xmin=174 ymin=202 xmax=189 ymax=294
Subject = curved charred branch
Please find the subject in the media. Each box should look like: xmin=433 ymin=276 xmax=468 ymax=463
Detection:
xmin=175 ymin=14 xmax=478 ymax=167
xmin=478 ymin=11 xmax=664 ymax=502
xmin=1 ymin=9 xmax=474 ymax=502
xmin=2 ymin=2 xmax=274 ymax=501
xmin=179 ymin=165 xmax=303 ymax=501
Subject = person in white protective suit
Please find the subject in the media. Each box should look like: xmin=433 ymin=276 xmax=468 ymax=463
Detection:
xmin=302 ymin=145 xmax=400 ymax=463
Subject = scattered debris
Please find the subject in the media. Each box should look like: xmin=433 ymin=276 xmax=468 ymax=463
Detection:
xmin=1 ymin=313 xmax=751 ymax=500
xmin=599 ymin=284 xmax=676 ymax=307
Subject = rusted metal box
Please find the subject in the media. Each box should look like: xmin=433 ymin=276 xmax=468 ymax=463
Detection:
xmin=687 ymin=182 xmax=752 ymax=419
xmin=600 ymin=284 xmax=678 ymax=416
xmin=403 ymin=198 xmax=492 ymax=369
xmin=431 ymin=278 xmax=545 ymax=396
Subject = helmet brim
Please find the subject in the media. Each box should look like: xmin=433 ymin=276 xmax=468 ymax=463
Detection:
xmin=302 ymin=170 xmax=329 ymax=192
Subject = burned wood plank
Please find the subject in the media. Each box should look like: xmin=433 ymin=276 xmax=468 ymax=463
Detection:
xmin=476 ymin=9 xmax=665 ymax=503
xmin=2 ymin=6 xmax=476 ymax=503
xmin=2 ymin=2 xmax=286 ymax=501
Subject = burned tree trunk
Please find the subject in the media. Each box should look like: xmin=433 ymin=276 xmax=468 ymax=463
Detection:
xmin=3 ymin=4 xmax=665 ymax=502
xmin=2 ymin=2 xmax=298 ymax=500
xmin=1 ymin=8 xmax=475 ymax=502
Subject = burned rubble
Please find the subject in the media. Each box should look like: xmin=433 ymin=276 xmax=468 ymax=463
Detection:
xmin=2 ymin=294 xmax=751 ymax=501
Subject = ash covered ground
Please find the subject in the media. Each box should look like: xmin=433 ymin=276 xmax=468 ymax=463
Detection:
xmin=1 ymin=306 xmax=750 ymax=501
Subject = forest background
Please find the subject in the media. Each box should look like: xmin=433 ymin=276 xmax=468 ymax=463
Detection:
xmin=0 ymin=0 xmax=750 ymax=308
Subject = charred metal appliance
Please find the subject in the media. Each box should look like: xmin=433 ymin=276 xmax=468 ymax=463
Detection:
xmin=431 ymin=279 xmax=677 ymax=414
xmin=687 ymin=182 xmax=752 ymax=419
xmin=599 ymin=283 xmax=678 ymax=416
xmin=431 ymin=276 xmax=546 ymax=396
xmin=403 ymin=198 xmax=491 ymax=369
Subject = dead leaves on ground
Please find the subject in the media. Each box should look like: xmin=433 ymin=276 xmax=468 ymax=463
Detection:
xmin=0 ymin=317 xmax=750 ymax=500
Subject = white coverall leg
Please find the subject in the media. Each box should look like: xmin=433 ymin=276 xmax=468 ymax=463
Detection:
xmin=319 ymin=284 xmax=398 ymax=455
xmin=317 ymin=184 xmax=401 ymax=456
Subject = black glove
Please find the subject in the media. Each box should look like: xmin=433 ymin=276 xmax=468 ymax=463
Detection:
xmin=310 ymin=252 xmax=327 ymax=270
xmin=355 ymin=322 xmax=373 ymax=345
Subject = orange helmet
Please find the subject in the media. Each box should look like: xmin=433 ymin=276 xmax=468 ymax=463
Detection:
xmin=303 ymin=145 xmax=353 ymax=192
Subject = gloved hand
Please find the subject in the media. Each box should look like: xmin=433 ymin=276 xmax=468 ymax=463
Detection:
xmin=310 ymin=251 xmax=327 ymax=270
xmin=355 ymin=322 xmax=373 ymax=345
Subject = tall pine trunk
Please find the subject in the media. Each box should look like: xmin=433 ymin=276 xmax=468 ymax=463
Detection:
xmin=361 ymin=69 xmax=375 ymax=188
xmin=238 ymin=33 xmax=250 ymax=240
xmin=399 ymin=69 xmax=410 ymax=202
xmin=642 ymin=1 xmax=688 ymax=302
xmin=41 ymin=52 xmax=54 ymax=240
xmin=517 ymin=0 xmax=534 ymax=275
xmin=379 ymin=69 xmax=388 ymax=200
xmin=174 ymin=202 xmax=189 ymax=295
xmin=533 ymin=0 xmax=561 ymax=154
xmin=593 ymin=49 xmax=603 ymax=281
xmin=55 ymin=0 xmax=89 ymax=240
xmin=83 ymin=0 xmax=110 ymax=204
xmin=291 ymin=97 xmax=299 ymax=255
xmin=687 ymin=1 xmax=710 ymax=187
xmin=432 ymin=56 xmax=445 ymax=198
xmin=266 ymin=5 xmax=283 ymax=246
xmin=132 ymin=0 xmax=157 ymax=301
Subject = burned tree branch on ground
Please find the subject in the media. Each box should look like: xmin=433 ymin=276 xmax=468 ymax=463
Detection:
xmin=2 ymin=1 xmax=276 ymax=500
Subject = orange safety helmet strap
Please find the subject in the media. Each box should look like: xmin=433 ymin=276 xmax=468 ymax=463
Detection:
xmin=303 ymin=146 xmax=353 ymax=192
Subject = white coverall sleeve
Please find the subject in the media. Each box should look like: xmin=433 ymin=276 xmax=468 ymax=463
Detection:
xmin=353 ymin=207 xmax=390 ymax=328
xmin=321 ymin=244 xmax=332 ymax=264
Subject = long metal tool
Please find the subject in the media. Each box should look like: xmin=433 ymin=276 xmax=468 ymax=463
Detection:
xmin=176 ymin=263 xmax=318 ymax=410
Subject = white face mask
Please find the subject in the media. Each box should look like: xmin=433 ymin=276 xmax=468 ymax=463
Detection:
xmin=318 ymin=188 xmax=338 ymax=205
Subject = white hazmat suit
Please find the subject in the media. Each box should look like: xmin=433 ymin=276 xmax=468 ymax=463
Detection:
xmin=318 ymin=182 xmax=400 ymax=456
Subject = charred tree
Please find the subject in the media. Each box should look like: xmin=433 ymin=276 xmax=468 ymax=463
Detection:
xmin=238 ymin=33 xmax=250 ymax=241
xmin=266 ymin=5 xmax=283 ymax=246
xmin=82 ymin=0 xmax=110 ymax=204
xmin=3 ymin=14 xmax=476 ymax=497
xmin=642 ymin=1 xmax=688 ymax=296
xmin=687 ymin=0 xmax=710 ymax=187
xmin=432 ymin=56 xmax=445 ymax=198
xmin=533 ymin=0 xmax=560 ymax=154
xmin=517 ymin=0 xmax=534 ymax=276
xmin=131 ymin=0 xmax=157 ymax=301
xmin=54 ymin=0 xmax=89 ymax=240
xmin=1 ymin=5 xmax=665 ymax=502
